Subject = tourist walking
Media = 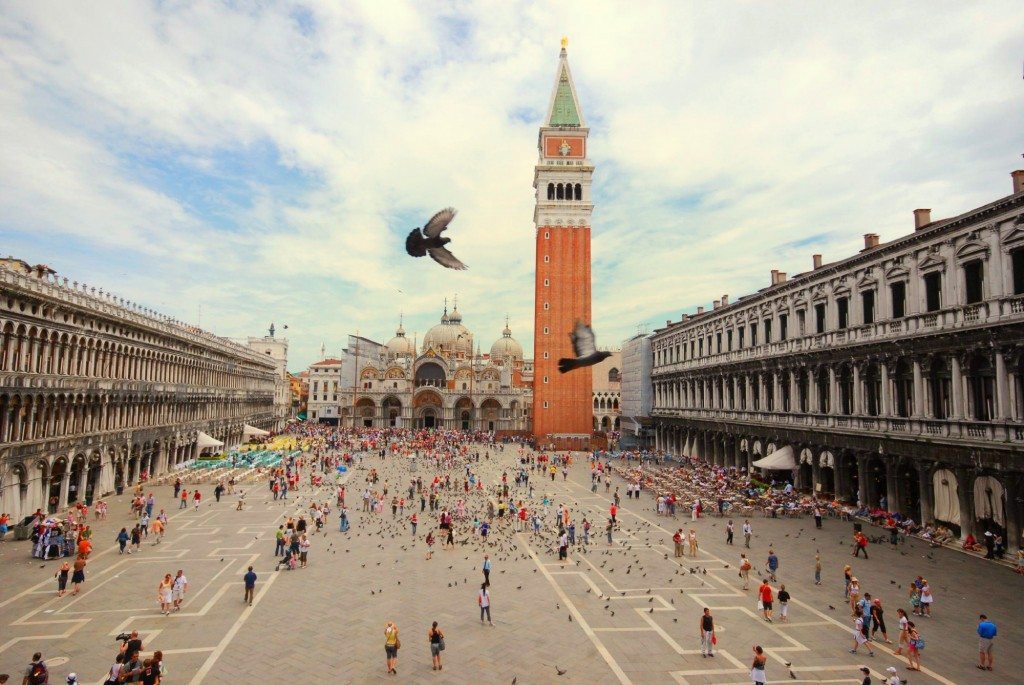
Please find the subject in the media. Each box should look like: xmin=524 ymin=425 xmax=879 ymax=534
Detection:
xmin=850 ymin=607 xmax=874 ymax=657
xmin=428 ymin=621 xmax=445 ymax=671
xmin=870 ymin=599 xmax=890 ymax=643
xmin=673 ymin=529 xmax=683 ymax=557
xmin=70 ymin=555 xmax=86 ymax=595
xmin=482 ymin=554 xmax=492 ymax=586
xmin=919 ymin=580 xmax=933 ymax=617
xmin=688 ymin=529 xmax=699 ymax=556
xmin=726 ymin=519 xmax=734 ymax=545
xmin=739 ymin=554 xmax=752 ymax=590
xmin=906 ymin=621 xmax=922 ymax=671
xmin=750 ymin=645 xmax=767 ymax=684
xmin=384 ymin=621 xmax=400 ymax=675
xmin=742 ymin=520 xmax=752 ymax=548
xmin=171 ymin=569 xmax=188 ymax=611
xmin=478 ymin=582 xmax=492 ymax=625
xmin=758 ymin=580 xmax=773 ymax=622
xmin=243 ymin=566 xmax=257 ymax=606
xmin=157 ymin=573 xmax=173 ymax=615
xmin=54 ymin=561 xmax=69 ymax=597
xmin=24 ymin=652 xmax=48 ymax=685
xmin=699 ymin=607 xmax=715 ymax=657
xmin=777 ymin=584 xmax=790 ymax=622
xmin=766 ymin=549 xmax=779 ymax=581
xmin=977 ymin=614 xmax=996 ymax=671
xmin=894 ymin=608 xmax=910 ymax=655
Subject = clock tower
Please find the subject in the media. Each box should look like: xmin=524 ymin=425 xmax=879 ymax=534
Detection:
xmin=532 ymin=39 xmax=594 ymax=449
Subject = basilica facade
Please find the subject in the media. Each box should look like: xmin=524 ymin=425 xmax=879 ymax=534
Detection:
xmin=307 ymin=305 xmax=533 ymax=432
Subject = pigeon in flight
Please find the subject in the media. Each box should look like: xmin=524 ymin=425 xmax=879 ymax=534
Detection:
xmin=405 ymin=207 xmax=467 ymax=270
xmin=558 ymin=321 xmax=612 ymax=373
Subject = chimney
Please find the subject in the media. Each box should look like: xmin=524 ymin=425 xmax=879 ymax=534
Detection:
xmin=721 ymin=294 xmax=729 ymax=306
xmin=1013 ymin=170 xmax=1024 ymax=195
xmin=712 ymin=299 xmax=721 ymax=309
xmin=777 ymin=272 xmax=787 ymax=283
xmin=914 ymin=208 xmax=932 ymax=230
xmin=666 ymin=320 xmax=672 ymax=327
xmin=812 ymin=254 xmax=822 ymax=269
xmin=696 ymin=306 xmax=704 ymax=315
xmin=863 ymin=233 xmax=880 ymax=250
xmin=770 ymin=269 xmax=779 ymax=285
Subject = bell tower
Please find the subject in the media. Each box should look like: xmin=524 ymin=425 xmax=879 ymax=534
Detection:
xmin=532 ymin=38 xmax=594 ymax=449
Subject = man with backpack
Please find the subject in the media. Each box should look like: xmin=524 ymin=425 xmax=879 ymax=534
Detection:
xmin=23 ymin=653 xmax=47 ymax=685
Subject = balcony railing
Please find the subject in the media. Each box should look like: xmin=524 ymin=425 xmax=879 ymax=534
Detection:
xmin=652 ymin=297 xmax=1024 ymax=376
xmin=648 ymin=406 xmax=1024 ymax=444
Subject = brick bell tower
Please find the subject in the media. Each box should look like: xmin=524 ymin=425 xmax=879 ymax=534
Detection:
xmin=532 ymin=38 xmax=594 ymax=450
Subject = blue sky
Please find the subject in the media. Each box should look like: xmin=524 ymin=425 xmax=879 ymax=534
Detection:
xmin=1 ymin=1 xmax=1021 ymax=369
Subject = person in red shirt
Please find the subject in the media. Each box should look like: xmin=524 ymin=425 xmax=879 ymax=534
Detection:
xmin=179 ymin=489 xmax=189 ymax=509
xmin=759 ymin=580 xmax=774 ymax=622
xmin=518 ymin=506 xmax=528 ymax=532
xmin=610 ymin=503 xmax=618 ymax=524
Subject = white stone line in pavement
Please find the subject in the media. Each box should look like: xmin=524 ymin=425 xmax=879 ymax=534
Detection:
xmin=187 ymin=570 xmax=280 ymax=685
xmin=520 ymin=534 xmax=633 ymax=685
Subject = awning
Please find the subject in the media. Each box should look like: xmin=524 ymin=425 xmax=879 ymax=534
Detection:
xmin=752 ymin=445 xmax=796 ymax=470
xmin=243 ymin=424 xmax=270 ymax=437
xmin=196 ymin=431 xmax=224 ymax=449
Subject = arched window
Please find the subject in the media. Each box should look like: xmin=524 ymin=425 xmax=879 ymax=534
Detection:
xmin=574 ymin=183 xmax=582 ymax=200
xmin=608 ymin=367 xmax=620 ymax=382
xmin=547 ymin=183 xmax=555 ymax=200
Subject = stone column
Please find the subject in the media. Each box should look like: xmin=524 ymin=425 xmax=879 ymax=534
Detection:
xmin=828 ymin=366 xmax=838 ymax=414
xmin=811 ymin=459 xmax=821 ymax=494
xmin=954 ymin=468 xmax=975 ymax=539
xmin=885 ymin=459 xmax=900 ymax=514
xmin=808 ymin=368 xmax=818 ymax=412
xmin=1003 ymin=478 xmax=1021 ymax=553
xmin=58 ymin=471 xmax=70 ymax=511
xmin=995 ymin=349 xmax=1010 ymax=420
xmin=912 ymin=358 xmax=925 ymax=418
xmin=880 ymin=363 xmax=891 ymax=416
xmin=950 ymin=355 xmax=964 ymax=419
xmin=918 ymin=465 xmax=934 ymax=525
xmin=857 ymin=455 xmax=868 ymax=506
xmin=852 ymin=364 xmax=862 ymax=415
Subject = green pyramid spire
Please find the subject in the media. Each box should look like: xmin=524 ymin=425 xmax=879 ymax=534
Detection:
xmin=549 ymin=65 xmax=581 ymax=126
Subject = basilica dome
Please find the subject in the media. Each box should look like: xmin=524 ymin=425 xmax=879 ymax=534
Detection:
xmin=490 ymin=321 xmax=523 ymax=362
xmin=422 ymin=305 xmax=473 ymax=357
xmin=385 ymin=321 xmax=415 ymax=358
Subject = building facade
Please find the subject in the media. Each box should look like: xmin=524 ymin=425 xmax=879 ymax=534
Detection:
xmin=307 ymin=306 xmax=533 ymax=431
xmin=650 ymin=171 xmax=1024 ymax=549
xmin=247 ymin=332 xmax=291 ymax=427
xmin=592 ymin=350 xmax=621 ymax=432
xmin=532 ymin=40 xmax=595 ymax=448
xmin=0 ymin=258 xmax=279 ymax=522
xmin=620 ymin=333 xmax=654 ymax=447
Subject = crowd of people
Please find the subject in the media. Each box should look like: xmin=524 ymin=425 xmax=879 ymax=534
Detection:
xmin=1 ymin=425 xmax=1010 ymax=683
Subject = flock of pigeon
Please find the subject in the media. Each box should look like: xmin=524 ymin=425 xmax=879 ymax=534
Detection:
xmin=404 ymin=207 xmax=611 ymax=373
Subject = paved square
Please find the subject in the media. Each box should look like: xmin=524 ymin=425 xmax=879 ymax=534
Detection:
xmin=1 ymin=445 xmax=1020 ymax=684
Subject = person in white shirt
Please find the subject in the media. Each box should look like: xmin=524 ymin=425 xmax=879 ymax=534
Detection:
xmin=743 ymin=521 xmax=753 ymax=548
xmin=171 ymin=570 xmax=188 ymax=611
xmin=478 ymin=583 xmax=492 ymax=624
xmin=885 ymin=666 xmax=901 ymax=685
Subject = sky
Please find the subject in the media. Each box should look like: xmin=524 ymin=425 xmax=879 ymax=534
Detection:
xmin=1 ymin=1 xmax=1021 ymax=371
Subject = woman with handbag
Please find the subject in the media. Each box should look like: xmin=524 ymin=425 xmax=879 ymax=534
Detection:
xmin=428 ymin=621 xmax=445 ymax=671
xmin=384 ymin=621 xmax=400 ymax=675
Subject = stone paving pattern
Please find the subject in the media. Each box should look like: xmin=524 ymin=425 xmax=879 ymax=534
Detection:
xmin=1 ymin=445 xmax=1021 ymax=684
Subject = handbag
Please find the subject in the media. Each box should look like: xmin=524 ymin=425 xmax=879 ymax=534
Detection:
xmin=757 ymin=600 xmax=764 ymax=611
xmin=438 ymin=637 xmax=446 ymax=651
xmin=395 ymin=638 xmax=401 ymax=650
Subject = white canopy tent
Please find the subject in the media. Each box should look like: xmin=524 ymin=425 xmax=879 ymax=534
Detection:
xmin=243 ymin=424 xmax=270 ymax=438
xmin=932 ymin=469 xmax=960 ymax=526
xmin=196 ymin=431 xmax=224 ymax=451
xmin=752 ymin=445 xmax=796 ymax=470
xmin=973 ymin=476 xmax=1005 ymax=526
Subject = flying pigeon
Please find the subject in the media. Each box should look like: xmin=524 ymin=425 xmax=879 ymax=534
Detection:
xmin=558 ymin=321 xmax=612 ymax=373
xmin=405 ymin=207 xmax=467 ymax=270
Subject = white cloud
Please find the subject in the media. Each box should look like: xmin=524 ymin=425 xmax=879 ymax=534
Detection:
xmin=1 ymin=1 xmax=1020 ymax=368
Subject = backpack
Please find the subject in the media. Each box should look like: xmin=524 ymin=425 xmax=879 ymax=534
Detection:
xmin=913 ymin=635 xmax=925 ymax=650
xmin=28 ymin=661 xmax=48 ymax=685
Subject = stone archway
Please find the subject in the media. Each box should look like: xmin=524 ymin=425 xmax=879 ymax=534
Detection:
xmin=382 ymin=396 xmax=402 ymax=427
xmin=355 ymin=397 xmax=376 ymax=428
xmin=480 ymin=398 xmax=501 ymax=432
xmin=414 ymin=390 xmax=443 ymax=429
xmin=454 ymin=397 xmax=475 ymax=430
